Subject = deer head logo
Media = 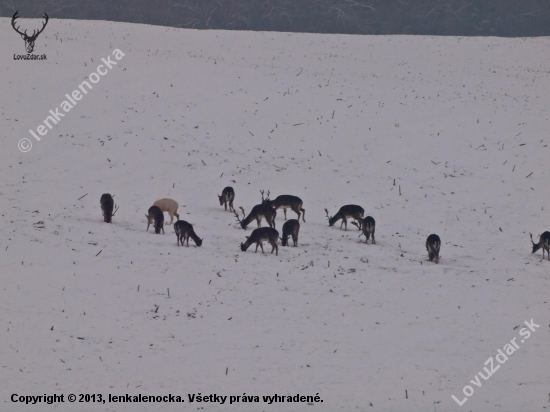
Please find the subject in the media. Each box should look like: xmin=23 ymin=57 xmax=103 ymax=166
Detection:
xmin=11 ymin=11 xmax=49 ymax=54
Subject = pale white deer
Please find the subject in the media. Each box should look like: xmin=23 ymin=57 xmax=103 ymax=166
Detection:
xmin=153 ymin=198 xmax=180 ymax=224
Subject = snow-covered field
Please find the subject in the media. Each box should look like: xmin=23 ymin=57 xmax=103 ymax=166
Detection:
xmin=1 ymin=18 xmax=549 ymax=411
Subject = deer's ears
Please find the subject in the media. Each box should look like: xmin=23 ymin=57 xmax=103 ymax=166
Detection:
xmin=245 ymin=236 xmax=250 ymax=239
xmin=21 ymin=34 xmax=25 ymax=39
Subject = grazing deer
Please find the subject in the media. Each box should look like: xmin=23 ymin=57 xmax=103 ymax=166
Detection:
xmin=281 ymin=219 xmax=300 ymax=247
xmin=241 ymin=227 xmax=279 ymax=256
xmin=324 ymin=205 xmax=364 ymax=231
xmin=11 ymin=11 xmax=49 ymax=54
xmin=234 ymin=204 xmax=277 ymax=230
xmin=174 ymin=220 xmax=203 ymax=247
xmin=530 ymin=232 xmax=550 ymax=260
xmin=146 ymin=205 xmax=165 ymax=234
xmin=261 ymin=191 xmax=305 ymax=222
xmin=353 ymin=216 xmax=376 ymax=244
xmin=426 ymin=234 xmax=441 ymax=263
xmin=100 ymin=193 xmax=118 ymax=223
xmin=153 ymin=198 xmax=179 ymax=224
xmin=218 ymin=186 xmax=235 ymax=212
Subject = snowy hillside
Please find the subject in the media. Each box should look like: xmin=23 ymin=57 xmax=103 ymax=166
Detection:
xmin=1 ymin=18 xmax=549 ymax=411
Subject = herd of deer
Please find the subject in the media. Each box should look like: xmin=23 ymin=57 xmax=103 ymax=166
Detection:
xmin=99 ymin=188 xmax=550 ymax=263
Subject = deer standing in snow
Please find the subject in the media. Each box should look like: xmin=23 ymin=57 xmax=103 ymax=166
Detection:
xmin=174 ymin=220 xmax=203 ymax=247
xmin=153 ymin=198 xmax=180 ymax=224
xmin=234 ymin=202 xmax=276 ymax=230
xmin=352 ymin=216 xmax=375 ymax=244
xmin=530 ymin=232 xmax=550 ymax=260
xmin=240 ymin=227 xmax=279 ymax=256
xmin=261 ymin=191 xmax=305 ymax=222
xmin=146 ymin=205 xmax=165 ymax=234
xmin=426 ymin=234 xmax=441 ymax=263
xmin=100 ymin=193 xmax=118 ymax=223
xmin=325 ymin=205 xmax=364 ymax=231
xmin=218 ymin=187 xmax=235 ymax=212
xmin=281 ymin=219 xmax=300 ymax=247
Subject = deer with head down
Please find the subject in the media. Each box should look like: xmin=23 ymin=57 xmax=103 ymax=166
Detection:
xmin=153 ymin=198 xmax=179 ymax=224
xmin=146 ymin=205 xmax=165 ymax=234
xmin=325 ymin=205 xmax=364 ymax=231
xmin=100 ymin=193 xmax=118 ymax=223
xmin=218 ymin=186 xmax=235 ymax=212
xmin=281 ymin=219 xmax=300 ymax=247
xmin=426 ymin=234 xmax=441 ymax=264
xmin=174 ymin=220 xmax=203 ymax=247
xmin=233 ymin=196 xmax=277 ymax=230
xmin=352 ymin=216 xmax=375 ymax=244
xmin=240 ymin=227 xmax=279 ymax=256
xmin=530 ymin=232 xmax=550 ymax=261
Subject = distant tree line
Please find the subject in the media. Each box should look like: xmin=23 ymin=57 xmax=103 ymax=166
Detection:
xmin=2 ymin=0 xmax=549 ymax=36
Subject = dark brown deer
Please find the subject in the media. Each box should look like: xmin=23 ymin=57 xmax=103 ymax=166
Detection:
xmin=262 ymin=191 xmax=305 ymax=222
xmin=281 ymin=219 xmax=300 ymax=247
xmin=352 ymin=216 xmax=375 ymax=244
xmin=218 ymin=186 xmax=235 ymax=212
xmin=234 ymin=203 xmax=276 ymax=230
xmin=146 ymin=205 xmax=164 ymax=234
xmin=325 ymin=205 xmax=364 ymax=231
xmin=240 ymin=227 xmax=279 ymax=256
xmin=426 ymin=234 xmax=441 ymax=263
xmin=174 ymin=220 xmax=203 ymax=247
xmin=100 ymin=193 xmax=118 ymax=223
xmin=530 ymin=232 xmax=550 ymax=261
xmin=11 ymin=11 xmax=49 ymax=54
